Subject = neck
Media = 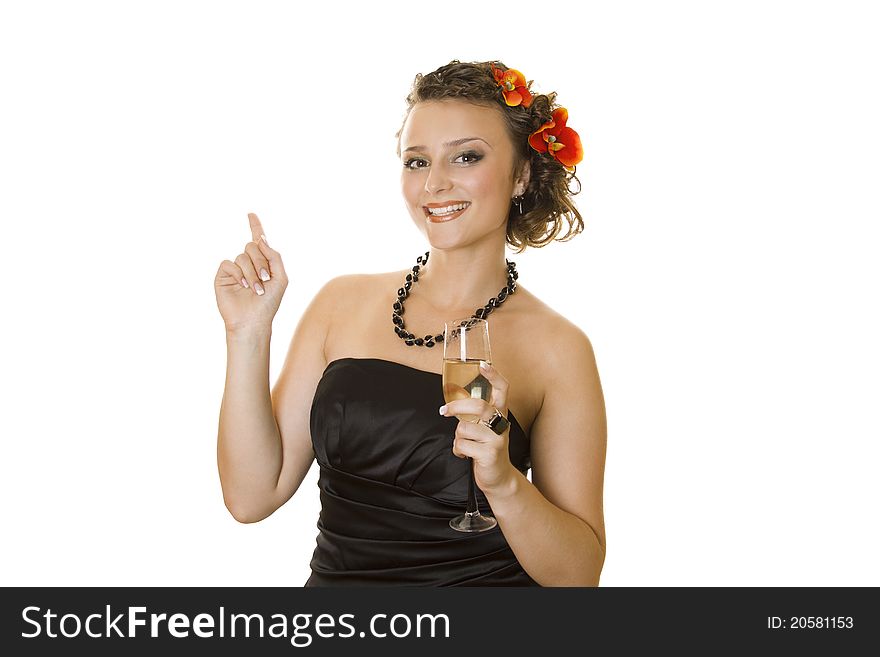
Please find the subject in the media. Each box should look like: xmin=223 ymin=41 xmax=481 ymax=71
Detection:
xmin=415 ymin=241 xmax=511 ymax=314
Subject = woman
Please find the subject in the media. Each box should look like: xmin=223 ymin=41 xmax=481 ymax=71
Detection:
xmin=215 ymin=60 xmax=607 ymax=586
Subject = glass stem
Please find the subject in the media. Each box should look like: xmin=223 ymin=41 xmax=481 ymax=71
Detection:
xmin=466 ymin=457 xmax=478 ymax=514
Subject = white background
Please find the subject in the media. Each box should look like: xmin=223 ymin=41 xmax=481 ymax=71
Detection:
xmin=1 ymin=0 xmax=877 ymax=587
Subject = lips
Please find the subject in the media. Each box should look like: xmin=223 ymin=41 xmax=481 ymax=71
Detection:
xmin=423 ymin=201 xmax=471 ymax=223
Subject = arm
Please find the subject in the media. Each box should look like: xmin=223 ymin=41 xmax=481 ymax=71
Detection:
xmin=216 ymin=276 xmax=344 ymax=523
xmin=485 ymin=323 xmax=607 ymax=586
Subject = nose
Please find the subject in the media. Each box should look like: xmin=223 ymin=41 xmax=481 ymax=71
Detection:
xmin=424 ymin=161 xmax=451 ymax=195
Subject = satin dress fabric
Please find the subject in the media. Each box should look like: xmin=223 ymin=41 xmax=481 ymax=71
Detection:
xmin=304 ymin=357 xmax=539 ymax=586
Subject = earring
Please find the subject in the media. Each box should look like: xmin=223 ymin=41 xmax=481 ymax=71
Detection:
xmin=512 ymin=194 xmax=523 ymax=215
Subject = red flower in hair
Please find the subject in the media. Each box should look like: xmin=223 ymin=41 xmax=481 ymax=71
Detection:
xmin=491 ymin=63 xmax=533 ymax=108
xmin=528 ymin=107 xmax=583 ymax=171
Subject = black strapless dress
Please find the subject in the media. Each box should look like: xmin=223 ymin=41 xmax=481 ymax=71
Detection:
xmin=304 ymin=357 xmax=539 ymax=586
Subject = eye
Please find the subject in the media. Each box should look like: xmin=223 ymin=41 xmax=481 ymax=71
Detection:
xmin=403 ymin=150 xmax=483 ymax=171
xmin=455 ymin=150 xmax=482 ymax=164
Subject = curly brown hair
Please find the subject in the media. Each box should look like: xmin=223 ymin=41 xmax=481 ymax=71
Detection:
xmin=395 ymin=59 xmax=584 ymax=253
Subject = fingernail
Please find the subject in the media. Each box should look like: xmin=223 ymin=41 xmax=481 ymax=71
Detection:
xmin=254 ymin=282 xmax=264 ymax=296
xmin=240 ymin=277 xmax=249 ymax=289
xmin=260 ymin=268 xmax=270 ymax=281
xmin=438 ymin=405 xmax=447 ymax=415
xmin=480 ymin=361 xmax=490 ymax=370
xmin=261 ymin=234 xmax=269 ymax=246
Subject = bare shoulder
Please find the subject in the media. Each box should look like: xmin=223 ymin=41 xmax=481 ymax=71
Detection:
xmin=519 ymin=288 xmax=607 ymax=555
xmin=311 ymin=271 xmax=389 ymax=320
xmin=317 ymin=270 xmax=402 ymax=353
xmin=317 ymin=271 xmax=376 ymax=296
xmin=544 ymin=308 xmax=596 ymax=371
xmin=319 ymin=270 xmax=400 ymax=297
xmin=320 ymin=269 xmax=417 ymax=316
xmin=512 ymin=287 xmax=598 ymax=375
xmin=516 ymin=289 xmax=603 ymax=444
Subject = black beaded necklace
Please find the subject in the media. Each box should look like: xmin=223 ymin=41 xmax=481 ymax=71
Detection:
xmin=391 ymin=251 xmax=519 ymax=347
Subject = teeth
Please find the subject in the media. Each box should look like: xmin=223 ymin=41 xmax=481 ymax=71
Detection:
xmin=427 ymin=202 xmax=469 ymax=215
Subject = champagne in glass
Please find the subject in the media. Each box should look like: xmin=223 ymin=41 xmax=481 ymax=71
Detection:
xmin=442 ymin=358 xmax=492 ymax=423
xmin=443 ymin=317 xmax=498 ymax=533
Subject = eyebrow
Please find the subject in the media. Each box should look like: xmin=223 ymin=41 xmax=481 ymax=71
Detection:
xmin=402 ymin=137 xmax=492 ymax=154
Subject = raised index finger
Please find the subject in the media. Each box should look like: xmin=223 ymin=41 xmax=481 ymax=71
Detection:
xmin=247 ymin=212 xmax=267 ymax=244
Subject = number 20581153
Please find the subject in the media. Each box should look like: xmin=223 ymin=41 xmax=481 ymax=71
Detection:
xmin=767 ymin=616 xmax=854 ymax=630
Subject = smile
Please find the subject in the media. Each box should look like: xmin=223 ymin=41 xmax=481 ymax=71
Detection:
xmin=424 ymin=202 xmax=471 ymax=223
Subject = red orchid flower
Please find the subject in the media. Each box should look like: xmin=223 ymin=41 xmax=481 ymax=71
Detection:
xmin=491 ymin=63 xmax=533 ymax=108
xmin=528 ymin=107 xmax=583 ymax=171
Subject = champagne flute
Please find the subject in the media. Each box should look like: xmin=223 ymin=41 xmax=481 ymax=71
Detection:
xmin=442 ymin=317 xmax=498 ymax=533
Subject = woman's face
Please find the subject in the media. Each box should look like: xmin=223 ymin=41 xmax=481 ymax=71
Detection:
xmin=399 ymin=99 xmax=528 ymax=250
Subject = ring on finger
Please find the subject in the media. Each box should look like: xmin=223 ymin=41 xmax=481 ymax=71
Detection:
xmin=480 ymin=406 xmax=510 ymax=435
